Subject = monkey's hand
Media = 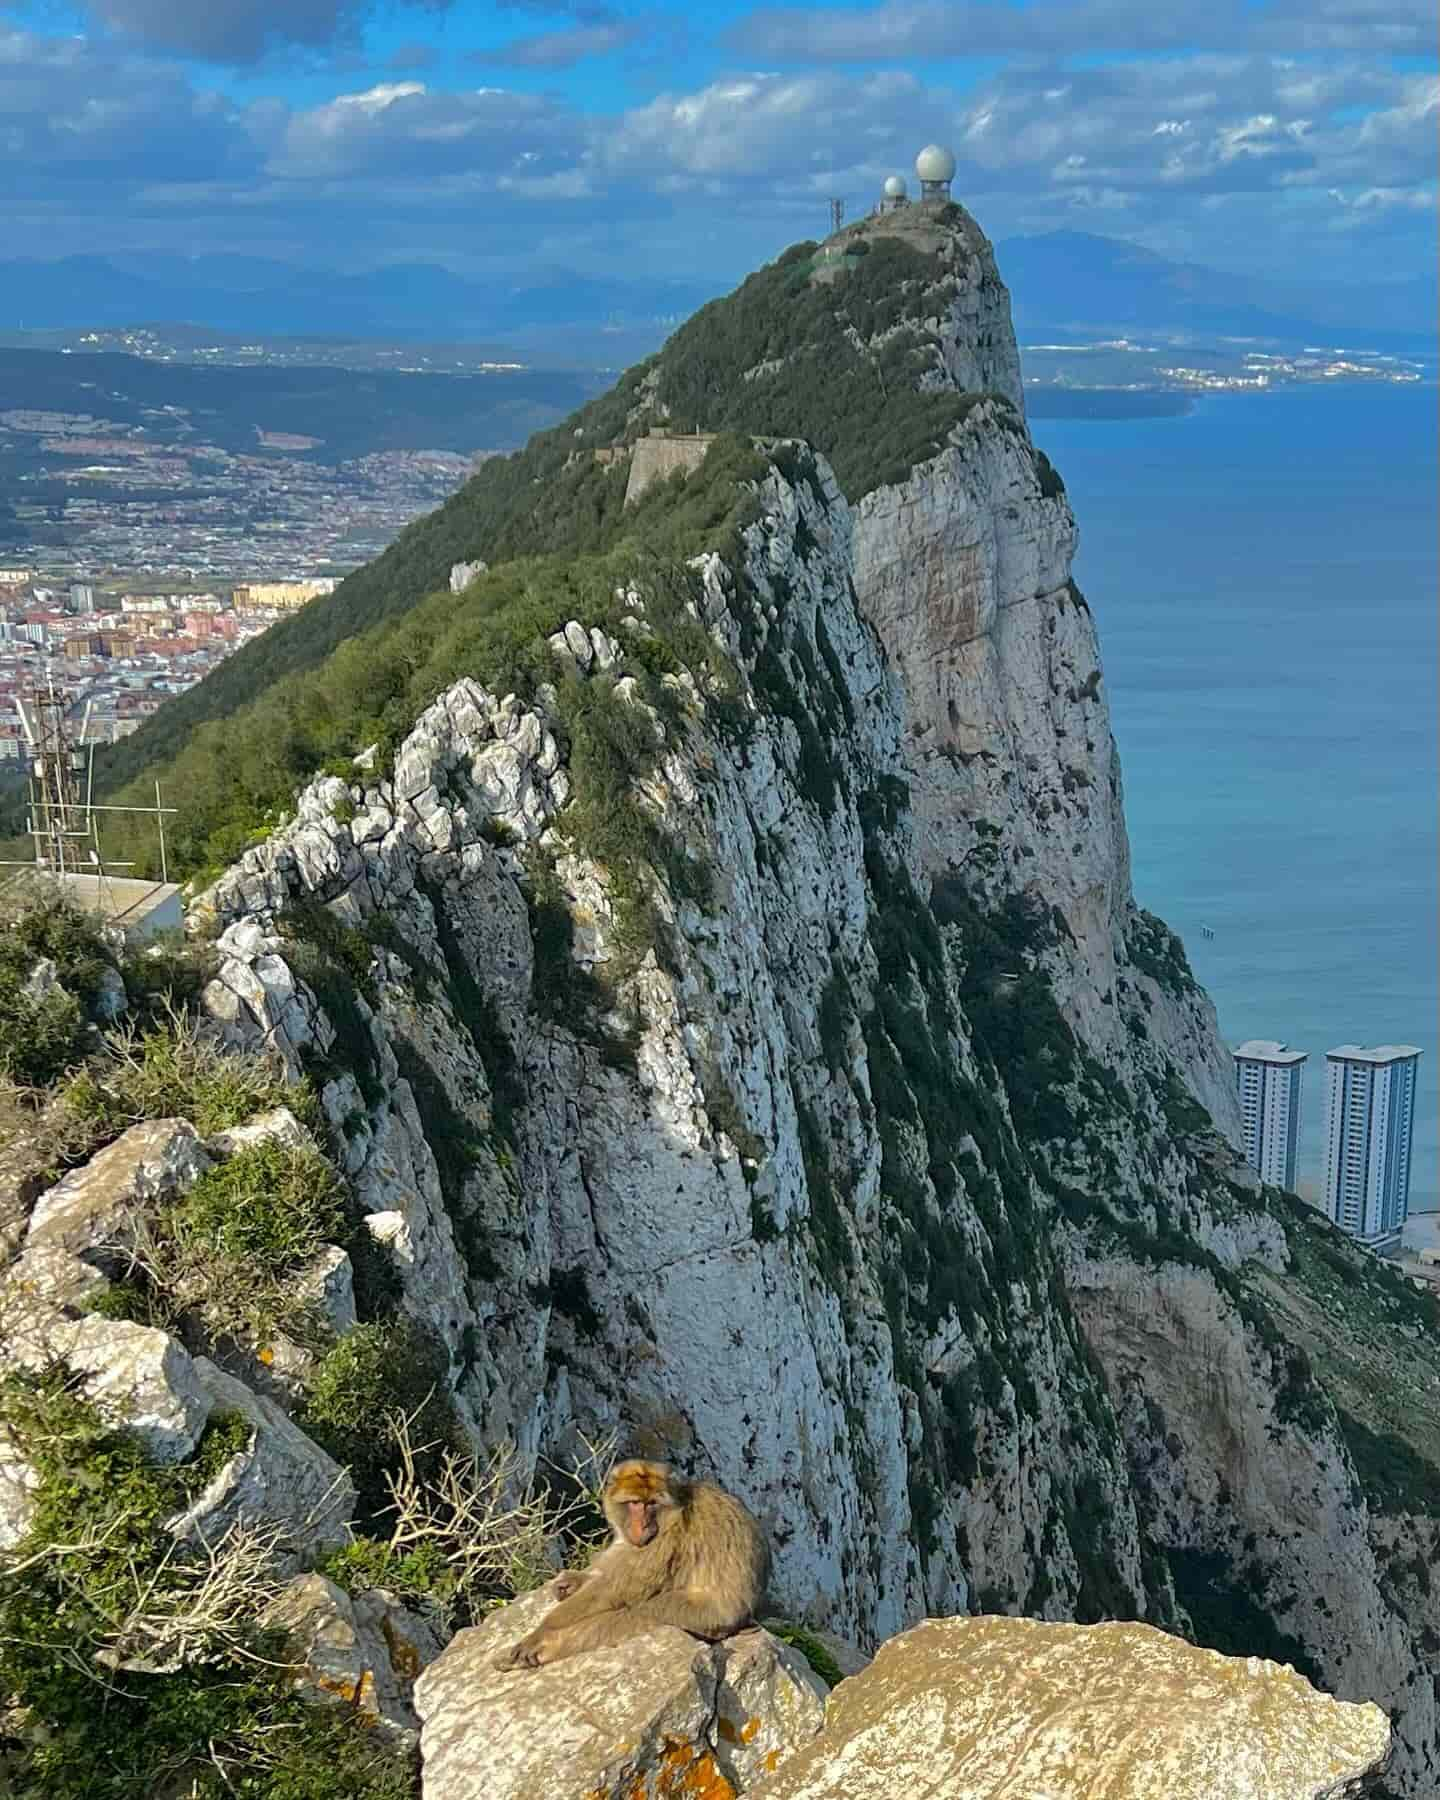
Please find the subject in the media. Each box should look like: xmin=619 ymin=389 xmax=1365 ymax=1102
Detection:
xmin=549 ymin=1570 xmax=587 ymax=1600
xmin=492 ymin=1631 xmax=550 ymax=1672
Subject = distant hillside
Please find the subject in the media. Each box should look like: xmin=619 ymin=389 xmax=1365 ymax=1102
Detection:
xmin=7 ymin=233 xmax=1434 ymax=363
xmin=997 ymin=231 xmax=1437 ymax=346
xmin=0 ymin=254 xmax=717 ymax=352
xmin=0 ymin=347 xmax=596 ymax=465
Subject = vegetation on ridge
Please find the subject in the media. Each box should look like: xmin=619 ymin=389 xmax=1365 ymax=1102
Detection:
xmin=89 ymin=226 xmax=989 ymax=850
xmin=654 ymin=236 xmax=996 ymax=499
xmin=94 ymin=434 xmax=764 ymax=884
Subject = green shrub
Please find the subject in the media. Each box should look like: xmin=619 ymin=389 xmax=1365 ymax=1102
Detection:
xmin=141 ymin=1139 xmax=344 ymax=1341
xmin=179 ymin=1138 xmax=342 ymax=1268
xmin=0 ymin=1375 xmax=414 ymax=1800
xmin=0 ymin=967 xmax=86 ymax=1088
xmin=61 ymin=1016 xmax=312 ymax=1141
xmin=0 ymin=890 xmax=115 ymax=1003
xmin=317 ymin=1535 xmax=456 ymax=1614
xmin=120 ymin=929 xmax=214 ymax=1021
xmin=300 ymin=1318 xmax=454 ymax=1524
xmin=0 ymin=893 xmax=116 ymax=1086
xmin=767 ymin=1620 xmax=844 ymax=1686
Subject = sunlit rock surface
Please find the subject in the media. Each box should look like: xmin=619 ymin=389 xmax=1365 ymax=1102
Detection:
xmin=749 ymin=1615 xmax=1391 ymax=1800
xmin=413 ymin=1591 xmax=826 ymax=1800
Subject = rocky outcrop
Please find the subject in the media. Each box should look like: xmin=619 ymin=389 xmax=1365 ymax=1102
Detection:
xmin=749 ymin=1614 xmax=1392 ymax=1800
xmin=414 ymin=1592 xmax=827 ymax=1800
xmin=6 ymin=1313 xmax=211 ymax=1462
xmin=23 ymin=1117 xmax=209 ymax=1271
xmin=164 ymin=1359 xmax=354 ymax=1557
xmin=182 ymin=436 xmax=1440 ymax=1787
xmin=274 ymin=1573 xmax=445 ymax=1741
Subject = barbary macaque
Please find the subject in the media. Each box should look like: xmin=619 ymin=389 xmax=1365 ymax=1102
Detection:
xmin=493 ymin=1459 xmax=770 ymax=1670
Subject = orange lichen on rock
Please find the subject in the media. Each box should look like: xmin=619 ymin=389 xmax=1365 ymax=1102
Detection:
xmin=738 ymin=1717 xmax=760 ymax=1744
xmin=613 ymin=1735 xmax=738 ymax=1800
xmin=313 ymin=1670 xmax=368 ymax=1708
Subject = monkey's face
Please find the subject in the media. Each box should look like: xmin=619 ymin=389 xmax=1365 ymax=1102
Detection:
xmin=605 ymin=1460 xmax=678 ymax=1548
xmin=621 ymin=1498 xmax=660 ymax=1546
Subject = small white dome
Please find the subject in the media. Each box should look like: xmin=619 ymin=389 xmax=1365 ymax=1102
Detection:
xmin=915 ymin=144 xmax=957 ymax=182
xmin=883 ymin=175 xmax=907 ymax=198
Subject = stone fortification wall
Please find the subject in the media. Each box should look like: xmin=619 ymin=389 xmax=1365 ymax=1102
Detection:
xmin=623 ymin=431 xmax=717 ymax=506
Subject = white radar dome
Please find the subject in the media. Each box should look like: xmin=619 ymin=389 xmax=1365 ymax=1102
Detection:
xmin=915 ymin=144 xmax=957 ymax=182
xmin=883 ymin=175 xmax=907 ymax=198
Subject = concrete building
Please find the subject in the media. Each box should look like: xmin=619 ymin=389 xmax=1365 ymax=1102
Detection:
xmin=69 ymin=582 xmax=96 ymax=615
xmin=232 ymin=578 xmax=337 ymax=611
xmin=61 ymin=874 xmax=183 ymax=941
xmin=1323 ymin=1044 xmax=1423 ymax=1249
xmin=1234 ymin=1040 xmax=1307 ymax=1188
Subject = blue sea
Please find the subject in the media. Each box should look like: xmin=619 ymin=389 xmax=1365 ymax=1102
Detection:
xmin=1033 ymin=382 xmax=1439 ymax=1213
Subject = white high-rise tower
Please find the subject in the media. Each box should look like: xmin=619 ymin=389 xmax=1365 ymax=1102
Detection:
xmin=1233 ymin=1041 xmax=1307 ymax=1189
xmin=1323 ymin=1045 xmax=1422 ymax=1248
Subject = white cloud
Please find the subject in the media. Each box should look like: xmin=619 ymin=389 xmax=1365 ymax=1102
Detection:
xmin=0 ymin=15 xmax=1432 ymax=289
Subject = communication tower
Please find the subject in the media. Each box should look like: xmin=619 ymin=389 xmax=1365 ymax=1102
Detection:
xmin=4 ymin=667 xmax=175 ymax=893
xmin=828 ymin=197 xmax=845 ymax=236
xmin=915 ymin=144 xmax=956 ymax=200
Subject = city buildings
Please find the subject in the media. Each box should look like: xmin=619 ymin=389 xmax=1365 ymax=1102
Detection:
xmin=1233 ymin=1040 xmax=1307 ymax=1188
xmin=1322 ymin=1045 xmax=1423 ymax=1249
xmin=0 ymin=573 xmax=315 ymax=772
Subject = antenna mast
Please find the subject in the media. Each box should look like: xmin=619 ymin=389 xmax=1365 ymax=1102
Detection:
xmin=4 ymin=666 xmax=177 ymax=894
xmin=15 ymin=669 xmax=89 ymax=876
xmin=828 ymin=197 xmax=845 ymax=236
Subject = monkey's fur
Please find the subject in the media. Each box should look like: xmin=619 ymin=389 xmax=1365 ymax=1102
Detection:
xmin=493 ymin=1459 xmax=770 ymax=1670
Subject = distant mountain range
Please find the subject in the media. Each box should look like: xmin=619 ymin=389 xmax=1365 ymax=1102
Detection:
xmin=0 ymin=253 xmax=715 ymax=359
xmin=996 ymin=231 xmax=1436 ymax=348
xmin=1 ymin=232 xmax=1433 ymax=363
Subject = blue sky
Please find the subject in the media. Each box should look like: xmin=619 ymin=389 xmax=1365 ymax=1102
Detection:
xmin=3 ymin=0 xmax=1435 ymax=289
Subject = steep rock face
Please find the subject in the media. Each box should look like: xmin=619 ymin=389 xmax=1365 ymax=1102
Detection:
xmin=201 ymin=459 xmax=1156 ymax=1641
xmin=847 ymin=296 xmax=1238 ymax=1138
xmin=192 ymin=205 xmax=1440 ymax=1791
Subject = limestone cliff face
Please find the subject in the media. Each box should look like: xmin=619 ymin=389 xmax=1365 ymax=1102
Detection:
xmin=195 ymin=208 xmax=1439 ymax=1792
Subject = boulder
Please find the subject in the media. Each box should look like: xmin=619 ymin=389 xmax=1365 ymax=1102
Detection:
xmin=747 ymin=1615 xmax=1393 ymax=1800
xmin=164 ymin=1358 xmax=354 ymax=1557
xmin=24 ymin=1118 xmax=209 ymax=1272
xmin=712 ymin=1627 xmax=829 ymax=1791
xmin=6 ymin=1314 xmax=211 ymax=1464
xmin=205 ymin=1106 xmax=316 ymax=1160
xmin=272 ymin=1573 xmax=445 ymax=1739
xmin=1 ymin=1241 xmax=108 ymax=1314
xmin=413 ymin=1590 xmax=825 ymax=1800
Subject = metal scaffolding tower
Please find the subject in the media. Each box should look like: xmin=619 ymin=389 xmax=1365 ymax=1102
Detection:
xmin=4 ymin=668 xmax=175 ymax=893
